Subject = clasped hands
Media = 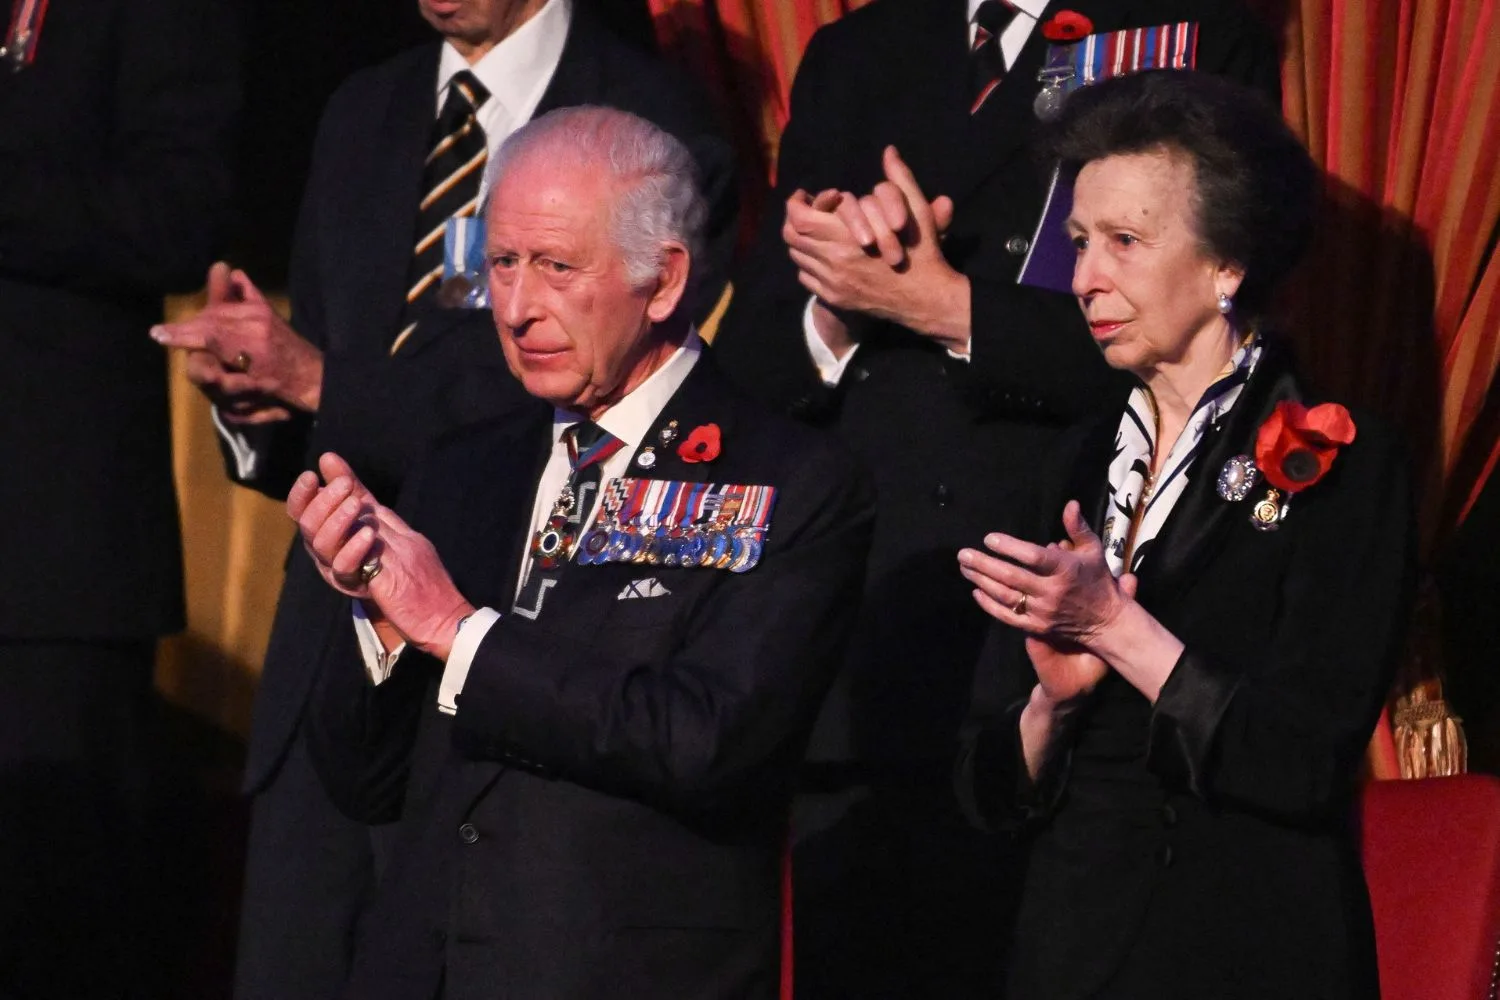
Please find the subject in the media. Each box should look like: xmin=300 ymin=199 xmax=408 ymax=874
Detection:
xmin=783 ymin=145 xmax=970 ymax=356
xmin=152 ymin=261 xmax=324 ymax=424
xmin=288 ymin=453 xmax=475 ymax=662
xmin=959 ymin=501 xmax=1139 ymax=711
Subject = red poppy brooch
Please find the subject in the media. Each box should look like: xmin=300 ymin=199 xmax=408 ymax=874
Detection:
xmin=1215 ymin=401 xmax=1357 ymax=531
xmin=1041 ymin=10 xmax=1094 ymax=42
xmin=677 ymin=423 xmax=722 ymax=464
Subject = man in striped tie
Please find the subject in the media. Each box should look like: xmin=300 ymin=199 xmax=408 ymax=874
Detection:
xmin=151 ymin=2 xmax=736 ymax=997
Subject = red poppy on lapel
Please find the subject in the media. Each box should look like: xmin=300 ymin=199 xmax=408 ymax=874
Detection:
xmin=1041 ymin=10 xmax=1094 ymax=41
xmin=1254 ymin=401 xmax=1357 ymax=492
xmin=677 ymin=423 xmax=722 ymax=463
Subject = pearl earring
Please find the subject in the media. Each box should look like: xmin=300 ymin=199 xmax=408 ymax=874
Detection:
xmin=1216 ymin=292 xmax=1233 ymax=315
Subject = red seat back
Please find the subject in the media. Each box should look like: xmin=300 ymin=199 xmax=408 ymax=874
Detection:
xmin=1359 ymin=774 xmax=1500 ymax=1000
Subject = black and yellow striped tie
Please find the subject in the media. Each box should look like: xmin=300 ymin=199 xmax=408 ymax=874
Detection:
xmin=397 ymin=70 xmax=490 ymax=349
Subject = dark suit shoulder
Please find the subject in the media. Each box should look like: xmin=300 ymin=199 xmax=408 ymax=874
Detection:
xmin=329 ymin=43 xmax=436 ymax=102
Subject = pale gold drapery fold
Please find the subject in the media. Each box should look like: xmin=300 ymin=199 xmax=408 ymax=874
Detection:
xmin=157 ymin=295 xmax=292 ymax=739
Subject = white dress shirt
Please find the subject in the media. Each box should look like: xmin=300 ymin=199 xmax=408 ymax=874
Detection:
xmin=215 ymin=0 xmax=573 ymax=480
xmin=802 ymin=0 xmax=1048 ymax=385
xmin=358 ymin=333 xmax=705 ymax=715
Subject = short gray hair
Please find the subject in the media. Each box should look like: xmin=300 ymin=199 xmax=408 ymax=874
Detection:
xmin=487 ymin=106 xmax=707 ymax=290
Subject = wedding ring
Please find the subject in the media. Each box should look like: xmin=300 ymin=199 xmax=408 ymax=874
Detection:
xmin=1013 ymin=593 xmax=1028 ymax=615
xmin=357 ymin=556 xmax=383 ymax=585
xmin=228 ymin=350 xmax=252 ymax=373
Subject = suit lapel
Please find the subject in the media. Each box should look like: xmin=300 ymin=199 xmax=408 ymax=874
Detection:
xmin=456 ymin=410 xmax=556 ymax=608
xmin=1135 ymin=342 xmax=1302 ymax=603
xmin=1064 ymin=403 xmax=1126 ymax=538
xmin=362 ymin=45 xmax=440 ymax=353
xmin=621 ymin=352 xmax=742 ymax=483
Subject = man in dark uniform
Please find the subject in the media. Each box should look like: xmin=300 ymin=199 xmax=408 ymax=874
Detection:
xmin=293 ymin=106 xmax=873 ymax=999
xmin=712 ymin=0 xmax=1280 ymax=994
xmin=152 ymin=2 xmax=736 ymax=995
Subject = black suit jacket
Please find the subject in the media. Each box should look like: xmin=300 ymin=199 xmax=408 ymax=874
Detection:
xmin=0 ymin=0 xmax=239 ymax=638
xmin=713 ymin=0 xmax=1280 ymax=773
xmin=241 ymin=9 xmax=738 ymax=788
xmin=956 ymin=340 xmax=1414 ymax=999
xmin=306 ymin=353 xmax=875 ymax=1000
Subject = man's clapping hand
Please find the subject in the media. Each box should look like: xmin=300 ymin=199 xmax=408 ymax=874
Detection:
xmin=152 ymin=261 xmax=325 ymax=423
xmin=287 ymin=453 xmax=474 ymax=661
xmin=783 ymin=145 xmax=971 ymax=355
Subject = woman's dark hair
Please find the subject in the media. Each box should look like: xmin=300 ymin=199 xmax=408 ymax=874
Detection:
xmin=1040 ymin=70 xmax=1319 ymax=323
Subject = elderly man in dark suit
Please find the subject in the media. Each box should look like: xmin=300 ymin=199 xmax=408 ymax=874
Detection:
xmin=711 ymin=0 xmax=1280 ymax=994
xmin=289 ymin=105 xmax=872 ymax=999
xmin=0 ymin=0 xmax=239 ymax=995
xmin=151 ymin=1 xmax=736 ymax=996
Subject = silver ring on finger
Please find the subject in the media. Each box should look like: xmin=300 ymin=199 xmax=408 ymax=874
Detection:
xmin=357 ymin=555 xmax=382 ymax=585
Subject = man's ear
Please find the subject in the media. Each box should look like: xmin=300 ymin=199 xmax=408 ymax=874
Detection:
xmin=645 ymin=242 xmax=691 ymax=324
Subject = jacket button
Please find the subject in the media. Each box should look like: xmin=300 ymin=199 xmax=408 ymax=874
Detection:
xmin=852 ymin=366 xmax=870 ymax=382
xmin=1161 ymin=803 xmax=1178 ymax=827
xmin=933 ymin=483 xmax=951 ymax=507
xmin=1157 ymin=844 xmax=1174 ymax=868
xmin=1006 ymin=235 xmax=1030 ymax=255
xmin=458 ymin=822 xmax=479 ymax=845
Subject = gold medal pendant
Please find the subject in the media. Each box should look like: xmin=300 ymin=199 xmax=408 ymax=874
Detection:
xmin=1250 ymin=488 xmax=1286 ymax=532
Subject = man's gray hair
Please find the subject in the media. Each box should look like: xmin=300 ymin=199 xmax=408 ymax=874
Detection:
xmin=487 ymin=106 xmax=707 ymax=290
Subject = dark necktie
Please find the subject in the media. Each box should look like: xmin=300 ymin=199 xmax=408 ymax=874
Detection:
xmin=970 ymin=0 xmax=1022 ymax=114
xmin=512 ymin=422 xmax=625 ymax=619
xmin=397 ymin=70 xmax=490 ymax=348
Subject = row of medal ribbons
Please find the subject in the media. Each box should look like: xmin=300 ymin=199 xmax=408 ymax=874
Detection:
xmin=577 ymin=478 xmax=779 ymax=574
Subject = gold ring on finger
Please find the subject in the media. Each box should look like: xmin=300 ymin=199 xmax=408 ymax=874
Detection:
xmin=1013 ymin=593 xmax=1028 ymax=615
xmin=229 ymin=350 xmax=252 ymax=373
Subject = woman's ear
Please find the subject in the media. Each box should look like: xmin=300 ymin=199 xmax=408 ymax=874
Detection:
xmin=1214 ymin=260 xmax=1247 ymax=303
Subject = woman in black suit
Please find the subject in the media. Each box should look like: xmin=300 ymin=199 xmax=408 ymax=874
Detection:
xmin=954 ymin=71 xmax=1414 ymax=999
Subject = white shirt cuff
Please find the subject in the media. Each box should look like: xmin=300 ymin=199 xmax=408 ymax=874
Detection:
xmin=946 ymin=338 xmax=973 ymax=363
xmin=802 ymin=297 xmax=858 ymax=386
xmin=210 ymin=405 xmax=261 ymax=481
xmin=438 ymin=606 xmax=503 ymax=716
xmin=353 ymin=601 xmax=407 ymax=684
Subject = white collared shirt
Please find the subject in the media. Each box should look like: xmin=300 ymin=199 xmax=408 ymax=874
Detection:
xmin=802 ymin=0 xmax=1048 ymax=384
xmin=359 ymin=333 xmax=706 ymax=715
xmin=435 ymin=0 xmax=571 ymax=206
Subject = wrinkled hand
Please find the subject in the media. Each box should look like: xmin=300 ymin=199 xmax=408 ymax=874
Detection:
xmin=287 ymin=453 xmax=474 ymax=660
xmin=959 ymin=501 xmax=1133 ymax=648
xmin=782 ymin=146 xmax=969 ymax=352
xmin=152 ymin=262 xmax=324 ymax=422
xmin=1024 ymin=574 xmax=1139 ymax=708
